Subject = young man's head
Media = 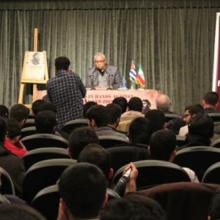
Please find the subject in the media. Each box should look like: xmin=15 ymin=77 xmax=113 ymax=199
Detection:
xmin=38 ymin=102 xmax=57 ymax=114
xmin=58 ymin=163 xmax=107 ymax=220
xmin=35 ymin=110 xmax=57 ymax=134
xmin=68 ymin=127 xmax=99 ymax=159
xmin=105 ymin=103 xmax=122 ymax=129
xmin=112 ymin=97 xmax=128 ymax=113
xmin=183 ymin=104 xmax=204 ymax=124
xmin=55 ymin=56 xmax=70 ymax=72
xmin=7 ymin=119 xmax=22 ymax=143
xmin=149 ymin=129 xmax=176 ymax=162
xmin=86 ymin=105 xmax=109 ymax=128
xmin=32 ymin=100 xmax=46 ymax=116
xmin=0 ymin=204 xmax=46 ymax=220
xmin=10 ymin=104 xmax=30 ymax=126
xmin=78 ymin=143 xmax=113 ymax=180
xmin=129 ymin=117 xmax=151 ymax=145
xmin=83 ymin=101 xmax=97 ymax=118
xmin=202 ymin=92 xmax=219 ymax=109
xmin=0 ymin=105 xmax=9 ymax=119
xmin=145 ymin=110 xmax=166 ymax=134
xmin=156 ymin=94 xmax=172 ymax=113
xmin=0 ymin=117 xmax=7 ymax=144
xmin=127 ymin=97 xmax=143 ymax=112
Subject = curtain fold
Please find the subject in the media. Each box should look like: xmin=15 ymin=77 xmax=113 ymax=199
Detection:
xmin=0 ymin=2 xmax=219 ymax=112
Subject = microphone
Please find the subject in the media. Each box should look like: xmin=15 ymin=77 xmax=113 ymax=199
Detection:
xmin=107 ymin=73 xmax=113 ymax=90
xmin=90 ymin=74 xmax=96 ymax=90
xmin=113 ymin=168 xmax=131 ymax=196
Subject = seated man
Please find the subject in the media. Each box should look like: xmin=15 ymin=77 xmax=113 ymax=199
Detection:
xmin=149 ymin=129 xmax=199 ymax=182
xmin=156 ymin=94 xmax=173 ymax=113
xmin=86 ymin=52 xmax=122 ymax=89
xmin=68 ymin=127 xmax=100 ymax=159
xmin=202 ymin=91 xmax=219 ymax=113
xmin=86 ymin=105 xmax=128 ymax=141
xmin=57 ymin=162 xmax=107 ymax=220
xmin=118 ymin=97 xmax=144 ymax=133
xmin=32 ymin=100 xmax=46 ymax=116
xmin=112 ymin=97 xmax=127 ymax=113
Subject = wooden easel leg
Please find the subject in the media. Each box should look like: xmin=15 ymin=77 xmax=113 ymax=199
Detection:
xmin=18 ymin=83 xmax=25 ymax=104
xmin=33 ymin=84 xmax=38 ymax=102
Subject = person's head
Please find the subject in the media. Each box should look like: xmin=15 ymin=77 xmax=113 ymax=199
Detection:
xmin=86 ymin=105 xmax=109 ymax=128
xmin=156 ymin=94 xmax=172 ymax=113
xmin=68 ymin=127 xmax=99 ymax=159
xmin=78 ymin=143 xmax=113 ymax=180
xmin=129 ymin=117 xmax=151 ymax=145
xmin=0 ymin=117 xmax=7 ymax=144
xmin=83 ymin=101 xmax=97 ymax=118
xmin=149 ymin=129 xmax=176 ymax=162
xmin=94 ymin=52 xmax=107 ymax=70
xmin=32 ymin=100 xmax=45 ymax=116
xmin=112 ymin=97 xmax=128 ymax=113
xmin=55 ymin=56 xmax=70 ymax=72
xmin=145 ymin=110 xmax=166 ymax=134
xmin=209 ymin=190 xmax=220 ymax=220
xmin=0 ymin=105 xmax=9 ymax=119
xmin=58 ymin=163 xmax=107 ymax=219
xmin=127 ymin=97 xmax=143 ymax=112
xmin=183 ymin=104 xmax=204 ymax=124
xmin=10 ymin=104 xmax=30 ymax=126
xmin=35 ymin=110 xmax=57 ymax=134
xmin=202 ymin=92 xmax=219 ymax=109
xmin=0 ymin=204 xmax=46 ymax=220
xmin=100 ymin=195 xmax=165 ymax=220
xmin=38 ymin=102 xmax=57 ymax=114
xmin=106 ymin=104 xmax=122 ymax=129
xmin=7 ymin=119 xmax=21 ymax=143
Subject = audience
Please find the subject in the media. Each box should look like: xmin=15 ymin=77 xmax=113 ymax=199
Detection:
xmin=118 ymin=97 xmax=144 ymax=133
xmin=35 ymin=110 xmax=57 ymax=134
xmin=0 ymin=105 xmax=9 ymax=119
xmin=202 ymin=91 xmax=219 ymax=113
xmin=0 ymin=204 xmax=46 ymax=220
xmin=10 ymin=104 xmax=29 ymax=127
xmin=68 ymin=127 xmax=99 ymax=159
xmin=57 ymin=163 xmax=107 ymax=220
xmin=156 ymin=94 xmax=172 ymax=113
xmin=112 ymin=97 xmax=127 ymax=113
xmin=149 ymin=129 xmax=199 ymax=182
xmin=87 ymin=105 xmax=128 ymax=141
xmin=31 ymin=100 xmax=46 ymax=116
xmin=4 ymin=119 xmax=27 ymax=157
xmin=83 ymin=101 xmax=97 ymax=118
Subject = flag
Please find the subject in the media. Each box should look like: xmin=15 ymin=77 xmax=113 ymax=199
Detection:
xmin=129 ymin=61 xmax=137 ymax=83
xmin=137 ymin=65 xmax=145 ymax=88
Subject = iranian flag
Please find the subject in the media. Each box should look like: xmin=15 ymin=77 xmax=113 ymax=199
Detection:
xmin=137 ymin=65 xmax=146 ymax=88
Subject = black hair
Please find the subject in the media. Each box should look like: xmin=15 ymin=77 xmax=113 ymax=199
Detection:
xmin=38 ymin=102 xmax=57 ymax=114
xmin=59 ymin=162 xmax=107 ymax=219
xmin=32 ymin=100 xmax=46 ymax=116
xmin=10 ymin=104 xmax=30 ymax=123
xmin=0 ymin=117 xmax=7 ymax=144
xmin=106 ymin=103 xmax=122 ymax=125
xmin=112 ymin=97 xmax=127 ymax=113
xmin=7 ymin=119 xmax=21 ymax=139
xmin=55 ymin=56 xmax=70 ymax=71
xmin=128 ymin=97 xmax=143 ymax=112
xmin=203 ymin=92 xmax=219 ymax=106
xmin=68 ymin=127 xmax=99 ymax=159
xmin=0 ymin=105 xmax=9 ymax=118
xmin=83 ymin=101 xmax=97 ymax=118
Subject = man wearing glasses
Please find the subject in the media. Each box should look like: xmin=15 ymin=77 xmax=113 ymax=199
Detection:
xmin=86 ymin=52 xmax=122 ymax=90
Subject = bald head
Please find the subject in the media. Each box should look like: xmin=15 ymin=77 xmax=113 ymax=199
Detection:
xmin=94 ymin=52 xmax=107 ymax=70
xmin=156 ymin=94 xmax=171 ymax=113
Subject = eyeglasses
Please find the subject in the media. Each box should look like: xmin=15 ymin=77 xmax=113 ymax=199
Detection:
xmin=95 ymin=59 xmax=105 ymax=63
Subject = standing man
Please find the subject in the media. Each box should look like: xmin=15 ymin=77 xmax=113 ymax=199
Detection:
xmin=47 ymin=56 xmax=86 ymax=129
xmin=86 ymin=52 xmax=122 ymax=89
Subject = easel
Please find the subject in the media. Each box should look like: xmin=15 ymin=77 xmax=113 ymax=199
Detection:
xmin=18 ymin=28 xmax=49 ymax=107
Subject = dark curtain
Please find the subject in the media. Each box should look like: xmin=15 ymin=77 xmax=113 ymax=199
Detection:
xmin=0 ymin=0 xmax=220 ymax=113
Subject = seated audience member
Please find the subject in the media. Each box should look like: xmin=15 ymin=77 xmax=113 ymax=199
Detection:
xmin=87 ymin=105 xmax=128 ymax=141
xmin=202 ymin=91 xmax=219 ymax=113
xmin=0 ymin=204 xmax=46 ymax=220
xmin=179 ymin=104 xmax=204 ymax=137
xmin=186 ymin=114 xmax=214 ymax=147
xmin=37 ymin=102 xmax=57 ymax=114
xmin=128 ymin=117 xmax=151 ymax=146
xmin=145 ymin=110 xmax=166 ymax=136
xmin=68 ymin=127 xmax=99 ymax=159
xmin=209 ymin=190 xmax=220 ymax=220
xmin=118 ymin=97 xmax=144 ymax=133
xmin=100 ymin=194 xmax=165 ymax=220
xmin=156 ymin=94 xmax=172 ymax=113
xmin=106 ymin=103 xmax=122 ymax=130
xmin=149 ymin=129 xmax=198 ymax=182
xmin=0 ymin=105 xmax=9 ymax=119
xmin=10 ymin=104 xmax=30 ymax=127
xmin=4 ymin=119 xmax=27 ymax=157
xmin=57 ymin=163 xmax=107 ymax=220
xmin=83 ymin=101 xmax=97 ymax=118
xmin=35 ymin=110 xmax=57 ymax=134
xmin=0 ymin=117 xmax=25 ymax=194
xmin=78 ymin=144 xmax=138 ymax=193
xmin=112 ymin=97 xmax=128 ymax=113
xmin=32 ymin=99 xmax=46 ymax=116
xmin=166 ymin=118 xmax=185 ymax=135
